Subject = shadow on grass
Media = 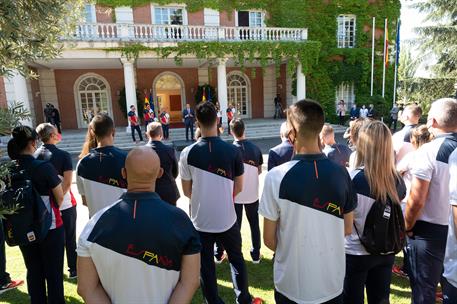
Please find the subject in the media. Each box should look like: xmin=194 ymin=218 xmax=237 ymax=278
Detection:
xmin=64 ymin=295 xmax=84 ymax=304
xmin=191 ymin=256 xmax=275 ymax=304
xmin=0 ymin=287 xmax=29 ymax=303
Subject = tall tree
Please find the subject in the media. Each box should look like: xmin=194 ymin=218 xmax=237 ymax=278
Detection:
xmin=415 ymin=0 xmax=457 ymax=78
xmin=0 ymin=0 xmax=83 ymax=77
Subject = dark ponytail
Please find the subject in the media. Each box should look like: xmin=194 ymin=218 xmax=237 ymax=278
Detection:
xmin=7 ymin=126 xmax=38 ymax=160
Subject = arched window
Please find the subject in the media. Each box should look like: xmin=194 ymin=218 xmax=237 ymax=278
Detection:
xmin=76 ymin=75 xmax=111 ymax=126
xmin=227 ymin=73 xmax=249 ymax=117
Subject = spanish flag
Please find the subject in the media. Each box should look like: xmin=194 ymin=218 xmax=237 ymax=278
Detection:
xmin=202 ymin=87 xmax=207 ymax=102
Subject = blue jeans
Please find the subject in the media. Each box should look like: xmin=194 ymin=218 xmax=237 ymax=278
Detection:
xmin=234 ymin=201 xmax=261 ymax=261
xmin=343 ymin=254 xmax=395 ymax=304
xmin=406 ymin=220 xmax=448 ymax=304
xmin=199 ymin=223 xmax=251 ymax=304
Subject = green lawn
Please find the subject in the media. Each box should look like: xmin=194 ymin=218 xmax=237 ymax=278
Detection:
xmin=1 ymin=217 xmax=413 ymax=304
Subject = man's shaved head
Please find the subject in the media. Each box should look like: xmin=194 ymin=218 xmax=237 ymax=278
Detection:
xmin=123 ymin=147 xmax=162 ymax=191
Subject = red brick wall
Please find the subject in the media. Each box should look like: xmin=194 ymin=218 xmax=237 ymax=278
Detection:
xmin=95 ymin=5 xmax=114 ymax=23
xmin=136 ymin=68 xmax=199 ymax=107
xmin=209 ymin=67 xmax=264 ymax=118
xmin=54 ymin=69 xmax=126 ymax=129
xmin=133 ymin=4 xmax=151 ymax=24
xmin=188 ymin=11 xmax=204 ymax=25
xmin=220 ymin=11 xmax=236 ymax=26
xmin=0 ymin=77 xmax=7 ymax=108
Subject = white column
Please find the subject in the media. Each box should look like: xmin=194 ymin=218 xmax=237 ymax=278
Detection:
xmin=12 ymin=70 xmax=32 ymax=126
xmin=217 ymin=58 xmax=228 ymax=117
xmin=121 ymin=58 xmax=137 ymax=129
xmin=296 ymin=63 xmax=306 ymax=100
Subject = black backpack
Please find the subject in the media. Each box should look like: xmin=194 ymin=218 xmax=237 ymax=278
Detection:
xmin=1 ymin=160 xmax=52 ymax=246
xmin=354 ymin=184 xmax=406 ymax=255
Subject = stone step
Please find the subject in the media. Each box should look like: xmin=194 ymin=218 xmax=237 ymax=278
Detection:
xmin=0 ymin=121 xmax=347 ymax=155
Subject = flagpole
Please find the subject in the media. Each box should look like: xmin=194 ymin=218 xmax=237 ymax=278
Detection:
xmin=393 ymin=19 xmax=400 ymax=105
xmin=382 ymin=18 xmax=387 ymax=98
xmin=371 ymin=17 xmax=375 ymax=96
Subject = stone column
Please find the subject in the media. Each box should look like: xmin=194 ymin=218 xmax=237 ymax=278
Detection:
xmin=217 ymin=58 xmax=228 ymax=119
xmin=296 ymin=63 xmax=306 ymax=100
xmin=121 ymin=58 xmax=136 ymax=129
xmin=12 ymin=70 xmax=32 ymax=126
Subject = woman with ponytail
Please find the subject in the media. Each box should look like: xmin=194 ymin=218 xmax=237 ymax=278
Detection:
xmin=343 ymin=120 xmax=406 ymax=304
xmin=7 ymin=126 xmax=65 ymax=303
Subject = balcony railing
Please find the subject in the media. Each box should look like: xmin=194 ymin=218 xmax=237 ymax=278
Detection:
xmin=68 ymin=23 xmax=308 ymax=42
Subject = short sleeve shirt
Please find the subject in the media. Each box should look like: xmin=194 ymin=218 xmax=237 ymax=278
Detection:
xmin=128 ymin=111 xmax=138 ymax=125
xmin=17 ymin=155 xmax=62 ymax=229
xmin=179 ymin=137 xmax=244 ymax=232
xmin=77 ymin=191 xmax=201 ymax=304
xmin=76 ymin=146 xmax=128 ymax=217
xmin=411 ymin=133 xmax=457 ymax=225
xmin=345 ymin=169 xmax=406 ymax=255
xmin=233 ymin=140 xmax=263 ymax=204
xmin=34 ymin=144 xmax=74 ymax=210
xmin=259 ymin=153 xmax=357 ymax=303
xmin=444 ymin=150 xmax=457 ymax=287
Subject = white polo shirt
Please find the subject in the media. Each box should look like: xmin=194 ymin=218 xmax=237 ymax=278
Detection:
xmin=76 ymin=146 xmax=128 ymax=217
xmin=77 ymin=192 xmax=201 ymax=304
xmin=444 ymin=150 xmax=457 ymax=288
xmin=260 ymin=154 xmax=357 ymax=303
xmin=179 ymin=137 xmax=244 ymax=233
xmin=411 ymin=133 xmax=457 ymax=225
xmin=233 ymin=140 xmax=263 ymax=204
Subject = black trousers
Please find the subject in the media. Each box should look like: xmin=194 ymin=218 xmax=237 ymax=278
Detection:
xmin=406 ymin=221 xmax=448 ymax=304
xmin=185 ymin=122 xmax=194 ymax=141
xmin=61 ymin=206 xmax=77 ymax=273
xmin=443 ymin=277 xmax=457 ymax=304
xmin=343 ymin=254 xmax=395 ymax=304
xmin=131 ymin=125 xmax=143 ymax=142
xmin=0 ymin=220 xmax=11 ymax=286
xmin=275 ymin=290 xmax=343 ymax=304
xmin=227 ymin=119 xmax=232 ymax=134
xmin=162 ymin=124 xmax=169 ymax=139
xmin=199 ymin=223 xmax=252 ymax=304
xmin=234 ymin=201 xmax=261 ymax=260
xmin=389 ymin=119 xmax=398 ymax=131
xmin=19 ymin=226 xmax=65 ymax=304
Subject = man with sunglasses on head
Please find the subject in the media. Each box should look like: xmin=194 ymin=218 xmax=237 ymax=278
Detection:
xmin=260 ymin=99 xmax=357 ymax=304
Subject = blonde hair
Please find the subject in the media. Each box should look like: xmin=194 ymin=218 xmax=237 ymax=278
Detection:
xmin=320 ymin=123 xmax=334 ymax=137
xmin=356 ymin=120 xmax=401 ymax=203
xmin=146 ymin=122 xmax=163 ymax=139
xmin=410 ymin=125 xmax=433 ymax=149
xmin=79 ymin=128 xmax=97 ymax=159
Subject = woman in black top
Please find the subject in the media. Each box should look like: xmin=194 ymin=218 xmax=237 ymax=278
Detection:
xmin=7 ymin=126 xmax=65 ymax=303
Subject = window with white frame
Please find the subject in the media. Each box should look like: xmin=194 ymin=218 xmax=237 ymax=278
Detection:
xmin=335 ymin=82 xmax=355 ymax=112
xmin=115 ymin=7 xmax=133 ymax=23
xmin=84 ymin=4 xmax=96 ymax=23
xmin=337 ymin=15 xmax=356 ymax=48
xmin=249 ymin=11 xmax=263 ymax=27
xmin=154 ymin=7 xmax=184 ymax=25
xmin=204 ymin=8 xmax=220 ymax=26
